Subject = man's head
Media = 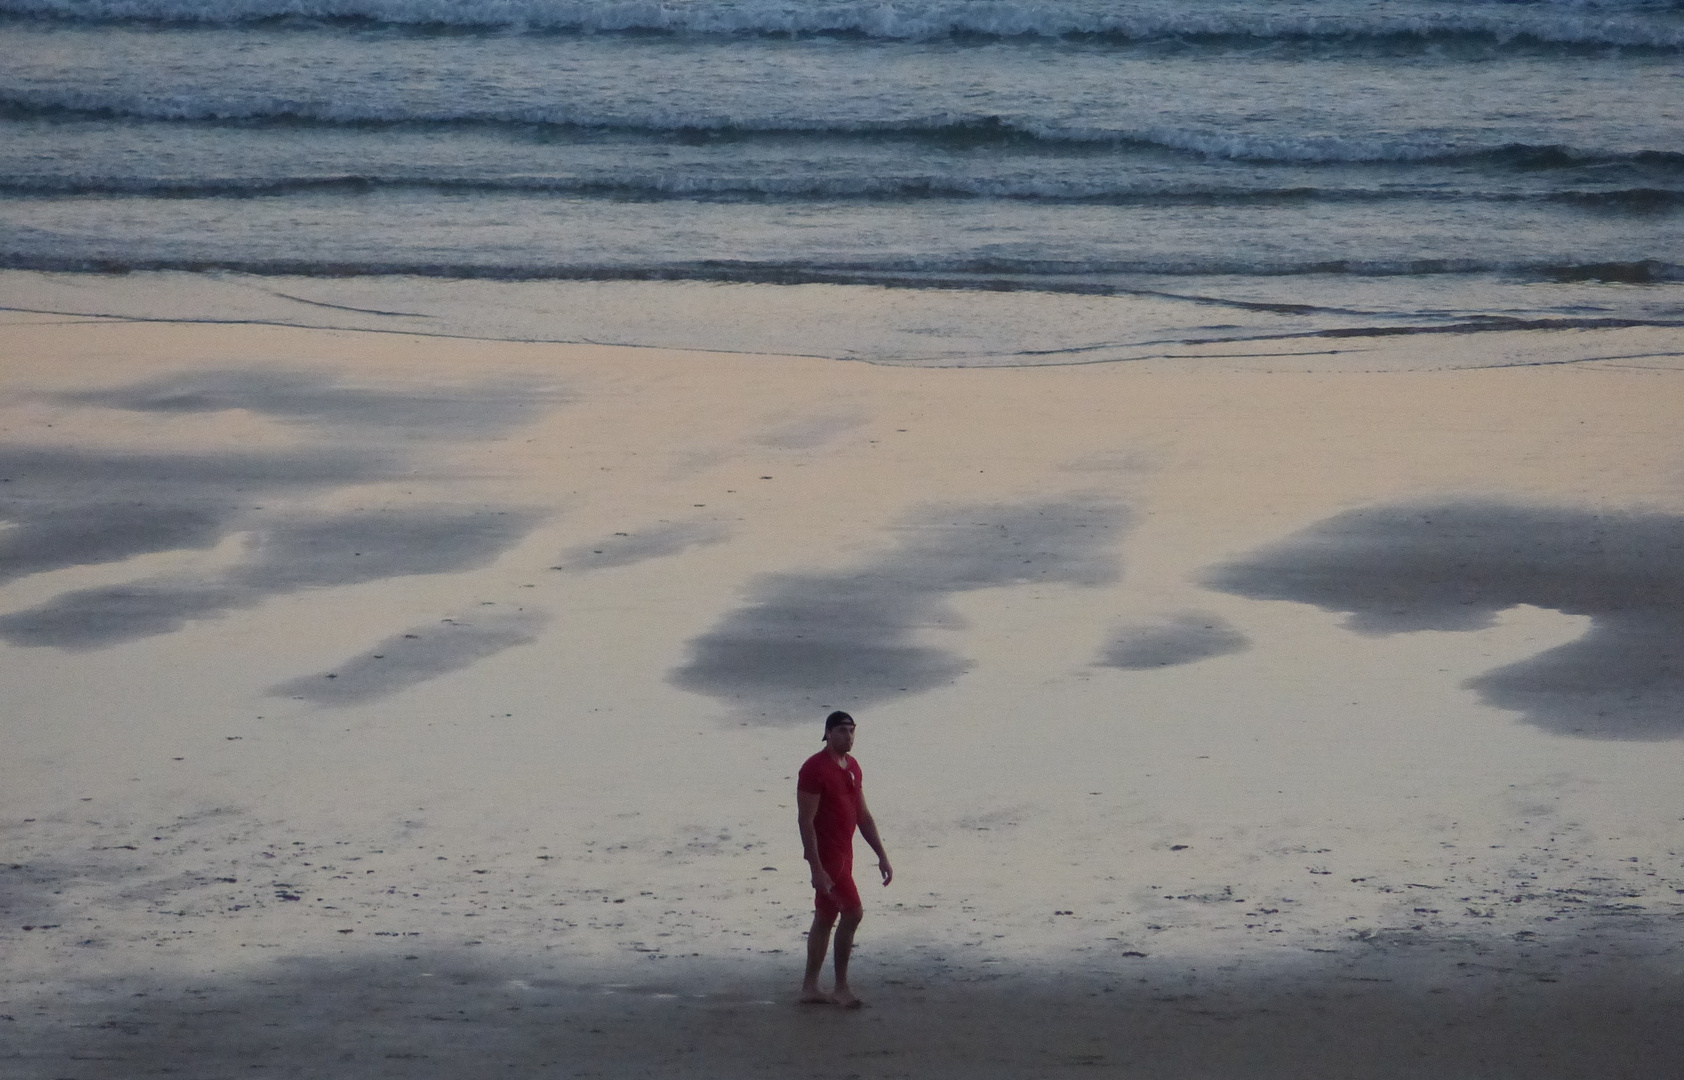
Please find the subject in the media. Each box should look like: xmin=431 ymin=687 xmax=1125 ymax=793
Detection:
xmin=823 ymin=710 xmax=855 ymax=752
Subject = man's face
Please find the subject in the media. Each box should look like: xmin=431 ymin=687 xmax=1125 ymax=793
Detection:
xmin=826 ymin=722 xmax=855 ymax=753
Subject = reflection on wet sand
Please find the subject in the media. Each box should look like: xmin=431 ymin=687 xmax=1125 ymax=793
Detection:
xmin=0 ymin=503 xmax=544 ymax=650
xmin=669 ymin=501 xmax=1126 ymax=720
xmin=59 ymin=367 xmax=563 ymax=439
xmin=270 ymin=607 xmax=550 ymax=706
xmin=1203 ymin=501 xmax=1684 ymax=739
xmin=0 ymin=366 xmax=561 ymax=650
xmin=0 ymin=445 xmax=383 ymax=583
xmin=553 ymin=521 xmax=731 ymax=573
xmin=1098 ymin=611 xmax=1250 ymax=670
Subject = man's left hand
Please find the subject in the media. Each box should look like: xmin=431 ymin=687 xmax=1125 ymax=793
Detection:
xmin=878 ymin=859 xmax=893 ymax=886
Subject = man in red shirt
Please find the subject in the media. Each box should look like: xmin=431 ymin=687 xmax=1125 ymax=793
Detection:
xmin=797 ymin=710 xmax=892 ymax=1008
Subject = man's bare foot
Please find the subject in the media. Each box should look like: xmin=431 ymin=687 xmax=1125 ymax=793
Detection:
xmin=798 ymin=987 xmax=838 ymax=1005
xmin=833 ymin=988 xmax=864 ymax=1009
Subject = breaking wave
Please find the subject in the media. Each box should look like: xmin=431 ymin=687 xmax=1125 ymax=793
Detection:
xmin=3 ymin=0 xmax=1681 ymax=48
xmin=5 ymin=96 xmax=1682 ymax=171
xmin=5 ymin=174 xmax=1682 ymax=209
xmin=3 ymin=248 xmax=1679 ymax=287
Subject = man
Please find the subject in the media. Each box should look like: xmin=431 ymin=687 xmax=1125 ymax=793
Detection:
xmin=797 ymin=710 xmax=892 ymax=1008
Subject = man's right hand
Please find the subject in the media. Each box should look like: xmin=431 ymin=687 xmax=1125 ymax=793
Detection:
xmin=810 ymin=864 xmax=834 ymax=895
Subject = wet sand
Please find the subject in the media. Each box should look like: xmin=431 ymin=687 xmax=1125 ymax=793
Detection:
xmin=9 ymin=938 xmax=1683 ymax=1079
xmin=2 ymin=291 xmax=1682 ymax=1077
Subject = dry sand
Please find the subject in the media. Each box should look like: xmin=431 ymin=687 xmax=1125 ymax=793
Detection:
xmin=2 ymin=292 xmax=1682 ymax=1077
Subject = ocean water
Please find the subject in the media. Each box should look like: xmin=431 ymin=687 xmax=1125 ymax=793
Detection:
xmin=3 ymin=0 xmax=1682 ymax=361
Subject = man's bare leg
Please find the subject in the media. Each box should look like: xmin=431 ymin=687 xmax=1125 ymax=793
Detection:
xmin=831 ymin=909 xmax=864 ymax=1008
xmin=800 ymin=911 xmax=839 ymax=1003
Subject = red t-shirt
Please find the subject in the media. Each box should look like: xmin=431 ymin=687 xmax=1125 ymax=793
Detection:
xmin=798 ymin=750 xmax=863 ymax=872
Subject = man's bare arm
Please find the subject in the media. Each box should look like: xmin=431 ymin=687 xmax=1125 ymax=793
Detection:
xmin=856 ymin=792 xmax=893 ymax=886
xmin=797 ymin=790 xmax=833 ymax=895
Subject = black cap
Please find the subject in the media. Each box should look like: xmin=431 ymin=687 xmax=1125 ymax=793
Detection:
xmin=822 ymin=710 xmax=854 ymax=740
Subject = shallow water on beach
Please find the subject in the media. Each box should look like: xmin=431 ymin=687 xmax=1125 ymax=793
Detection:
xmin=7 ymin=268 xmax=1684 ymax=368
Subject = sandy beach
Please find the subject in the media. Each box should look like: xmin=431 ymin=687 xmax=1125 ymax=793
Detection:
xmin=3 ymin=279 xmax=1683 ymax=1078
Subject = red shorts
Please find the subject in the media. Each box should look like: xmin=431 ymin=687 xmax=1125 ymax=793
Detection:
xmin=815 ymin=866 xmax=862 ymax=919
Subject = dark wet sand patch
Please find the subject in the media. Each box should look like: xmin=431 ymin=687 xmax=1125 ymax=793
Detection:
xmin=0 ymin=446 xmax=386 ymax=585
xmin=1202 ymin=500 xmax=1684 ymax=738
xmin=1099 ymin=611 xmax=1249 ymax=670
xmin=753 ymin=407 xmax=867 ymax=451
xmin=553 ymin=521 xmax=730 ymax=573
xmin=0 ymin=582 xmax=252 ymax=649
xmin=0 ymin=365 xmax=568 ymax=634
xmin=58 ymin=368 xmax=564 ymax=439
xmin=233 ymin=509 xmax=544 ymax=592
xmin=270 ymin=608 xmax=549 ymax=706
xmin=0 ymin=508 xmax=543 ymax=650
xmin=668 ymin=499 xmax=1126 ymax=720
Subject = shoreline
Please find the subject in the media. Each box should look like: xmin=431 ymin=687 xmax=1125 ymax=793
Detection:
xmin=5 ymin=268 xmax=1682 ymax=373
